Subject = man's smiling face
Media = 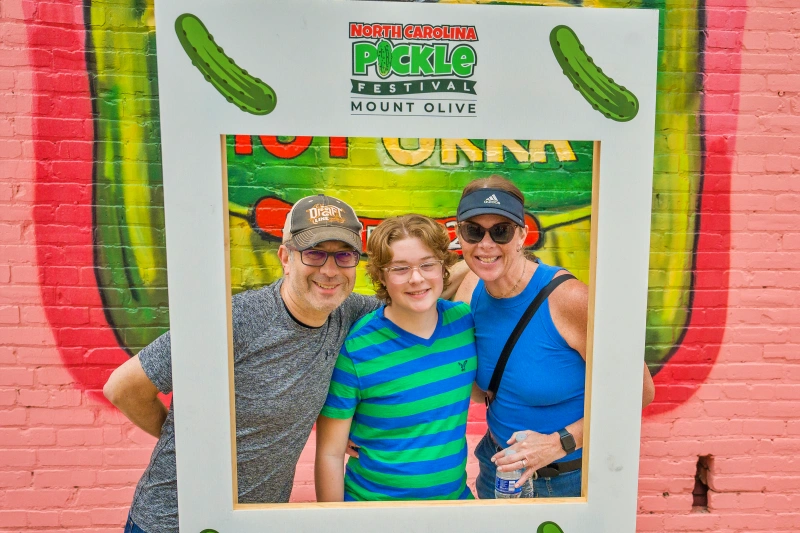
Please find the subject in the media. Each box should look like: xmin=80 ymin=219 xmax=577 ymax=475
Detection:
xmin=279 ymin=240 xmax=358 ymax=321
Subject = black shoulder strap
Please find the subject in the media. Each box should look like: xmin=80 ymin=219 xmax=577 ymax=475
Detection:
xmin=485 ymin=273 xmax=577 ymax=408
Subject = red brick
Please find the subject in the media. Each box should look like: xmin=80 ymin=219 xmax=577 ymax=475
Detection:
xmin=37 ymin=448 xmax=104 ymax=467
xmin=637 ymin=494 xmax=693 ymax=512
xmin=0 ymin=471 xmax=32 ymax=488
xmin=703 ymin=401 xmax=760 ymax=417
xmin=46 ymin=389 xmax=83 ymax=407
xmin=74 ymin=487 xmax=134 ymax=506
xmin=90 ymin=507 xmax=128 ymax=526
xmin=0 ymin=387 xmax=16 ymax=406
xmin=765 ymin=493 xmax=800 ymax=511
xmin=33 ymin=367 xmax=75 ymax=386
xmin=102 ymin=426 xmax=124 ymax=445
xmin=771 ymin=438 xmax=800 ymax=453
xmin=718 ymin=513 xmax=779 ymax=530
xmin=707 ymin=474 xmax=769 ymax=492
xmin=716 ymin=362 xmax=786 ymax=379
xmin=0 ymin=367 xmax=34 ymax=386
xmin=14 ymin=346 xmax=62 ymax=365
xmin=96 ymin=469 xmax=143 ymax=486
xmin=4 ymin=488 xmax=74 ymax=508
xmin=26 ymin=511 xmax=61 ymax=527
xmin=0 ymin=408 xmax=27 ymax=426
xmin=0 ymin=326 xmax=56 ymax=346
xmin=759 ymin=401 xmax=800 ymax=418
xmin=56 ymin=427 xmax=104 ymax=446
xmin=16 ymin=389 xmax=49 ymax=407
xmin=0 ymin=449 xmax=36 ymax=468
xmin=28 ymin=407 xmax=95 ymax=426
xmin=742 ymin=419 xmax=787 ymax=436
xmin=764 ymin=344 xmax=800 ymax=360
xmin=58 ymin=509 xmax=93 ymax=528
xmin=33 ymin=469 xmax=96 ymax=488
xmin=103 ymin=448 xmax=153 ymax=466
xmin=0 ymin=428 xmax=55 ymax=446
xmin=0 ymin=511 xmax=27 ymax=528
xmin=0 ymin=305 xmax=19 ymax=324
xmin=664 ymin=512 xmax=721 ymax=530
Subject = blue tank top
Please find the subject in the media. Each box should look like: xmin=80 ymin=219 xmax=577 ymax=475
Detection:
xmin=473 ymin=260 xmax=585 ymax=462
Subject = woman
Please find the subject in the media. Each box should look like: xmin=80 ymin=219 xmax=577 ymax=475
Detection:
xmin=454 ymin=175 xmax=655 ymax=498
xmin=315 ymin=214 xmax=477 ymax=501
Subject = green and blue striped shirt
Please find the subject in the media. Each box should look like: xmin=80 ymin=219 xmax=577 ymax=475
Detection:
xmin=321 ymin=299 xmax=477 ymax=501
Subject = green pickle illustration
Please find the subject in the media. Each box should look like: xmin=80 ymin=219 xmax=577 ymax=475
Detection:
xmin=175 ymin=13 xmax=277 ymax=115
xmin=376 ymin=39 xmax=393 ymax=78
xmin=549 ymin=25 xmax=639 ymax=122
xmin=537 ymin=522 xmax=566 ymax=533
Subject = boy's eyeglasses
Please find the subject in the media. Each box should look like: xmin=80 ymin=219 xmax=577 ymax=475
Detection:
xmin=296 ymin=249 xmax=360 ymax=268
xmin=458 ymin=221 xmax=519 ymax=245
xmin=382 ymin=260 xmax=444 ymax=282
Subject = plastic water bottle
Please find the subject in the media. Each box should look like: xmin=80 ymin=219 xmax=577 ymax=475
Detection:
xmin=494 ymin=448 xmax=523 ymax=498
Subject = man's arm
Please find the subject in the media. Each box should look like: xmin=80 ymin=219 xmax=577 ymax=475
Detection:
xmin=442 ymin=259 xmax=470 ymax=301
xmin=315 ymin=415 xmax=353 ymax=502
xmin=453 ymin=269 xmax=480 ymax=305
xmin=103 ymin=355 xmax=167 ymax=438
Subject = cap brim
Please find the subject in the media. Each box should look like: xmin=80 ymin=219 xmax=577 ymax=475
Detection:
xmin=458 ymin=206 xmax=524 ymax=227
xmin=288 ymin=227 xmax=363 ymax=253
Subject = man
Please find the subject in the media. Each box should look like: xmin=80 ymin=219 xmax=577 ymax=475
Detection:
xmin=106 ymin=195 xmax=441 ymax=533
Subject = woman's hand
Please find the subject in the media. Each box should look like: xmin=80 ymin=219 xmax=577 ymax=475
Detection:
xmin=492 ymin=430 xmax=566 ymax=486
xmin=345 ymin=439 xmax=360 ymax=459
xmin=493 ymin=420 xmax=584 ymax=487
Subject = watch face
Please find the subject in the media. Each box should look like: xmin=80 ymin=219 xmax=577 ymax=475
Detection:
xmin=560 ymin=430 xmax=576 ymax=452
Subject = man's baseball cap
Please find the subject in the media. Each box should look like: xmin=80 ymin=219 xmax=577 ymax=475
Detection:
xmin=283 ymin=194 xmax=363 ymax=253
xmin=456 ymin=188 xmax=525 ymax=227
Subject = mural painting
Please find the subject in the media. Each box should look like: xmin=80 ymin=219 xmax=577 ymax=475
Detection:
xmin=27 ymin=0 xmax=738 ymax=415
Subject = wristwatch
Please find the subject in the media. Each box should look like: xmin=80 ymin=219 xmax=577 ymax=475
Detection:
xmin=558 ymin=428 xmax=576 ymax=454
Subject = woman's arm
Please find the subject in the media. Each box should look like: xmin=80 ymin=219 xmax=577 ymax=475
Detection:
xmin=314 ymin=415 xmax=354 ymax=502
xmin=642 ymin=364 xmax=655 ymax=407
xmin=549 ymin=273 xmax=655 ymax=406
xmin=471 ymin=382 xmax=487 ymax=404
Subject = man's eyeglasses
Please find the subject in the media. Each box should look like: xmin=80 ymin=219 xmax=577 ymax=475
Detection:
xmin=457 ymin=221 xmax=519 ymax=245
xmin=382 ymin=260 xmax=444 ymax=282
xmin=296 ymin=249 xmax=360 ymax=268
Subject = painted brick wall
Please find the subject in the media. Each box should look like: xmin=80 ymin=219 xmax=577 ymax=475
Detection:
xmin=1 ymin=0 xmax=799 ymax=532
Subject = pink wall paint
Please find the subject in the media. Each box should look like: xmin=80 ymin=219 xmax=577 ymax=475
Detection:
xmin=1 ymin=0 xmax=799 ymax=532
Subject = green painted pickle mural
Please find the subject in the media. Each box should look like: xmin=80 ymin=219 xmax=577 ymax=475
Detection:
xmin=87 ymin=0 xmax=704 ymax=378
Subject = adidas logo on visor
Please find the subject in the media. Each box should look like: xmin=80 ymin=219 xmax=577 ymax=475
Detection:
xmin=484 ymin=194 xmax=501 ymax=204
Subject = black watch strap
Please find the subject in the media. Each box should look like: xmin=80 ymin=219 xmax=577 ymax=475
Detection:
xmin=558 ymin=428 xmax=576 ymax=454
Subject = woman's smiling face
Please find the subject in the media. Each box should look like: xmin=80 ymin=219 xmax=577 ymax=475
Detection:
xmin=458 ymin=214 xmax=527 ymax=284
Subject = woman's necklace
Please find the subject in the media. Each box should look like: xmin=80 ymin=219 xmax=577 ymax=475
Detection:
xmin=486 ymin=259 xmax=527 ymax=299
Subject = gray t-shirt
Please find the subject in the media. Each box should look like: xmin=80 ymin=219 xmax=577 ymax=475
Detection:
xmin=130 ymin=279 xmax=380 ymax=533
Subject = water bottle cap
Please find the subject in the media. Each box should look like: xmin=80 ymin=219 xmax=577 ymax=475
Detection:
xmin=504 ymin=448 xmax=516 ymax=457
xmin=515 ymin=431 xmax=528 ymax=442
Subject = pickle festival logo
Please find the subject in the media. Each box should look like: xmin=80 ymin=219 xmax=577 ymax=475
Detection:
xmin=349 ymin=22 xmax=478 ymax=118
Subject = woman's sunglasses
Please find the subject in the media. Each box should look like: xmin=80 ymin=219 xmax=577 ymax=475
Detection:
xmin=457 ymin=221 xmax=520 ymax=245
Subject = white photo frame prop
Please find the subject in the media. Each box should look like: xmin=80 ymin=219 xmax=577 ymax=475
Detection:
xmin=154 ymin=1 xmax=658 ymax=533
